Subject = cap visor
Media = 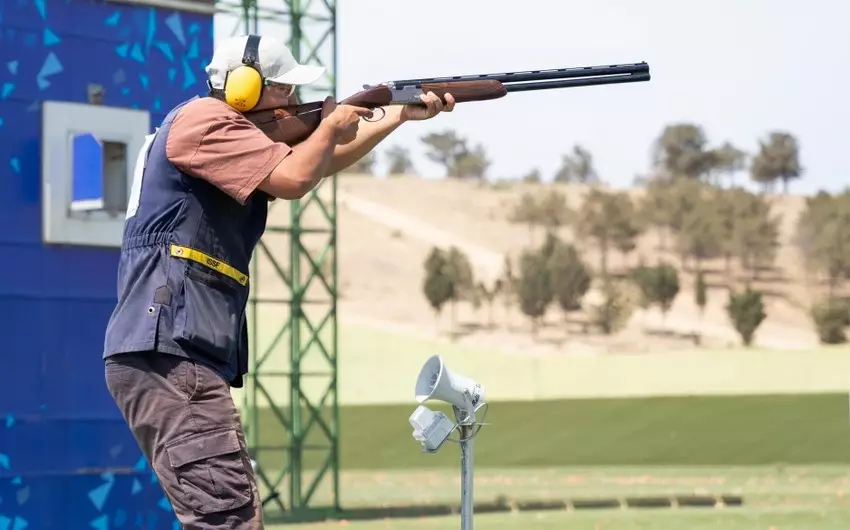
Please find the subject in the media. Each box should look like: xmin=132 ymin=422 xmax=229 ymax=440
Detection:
xmin=268 ymin=64 xmax=326 ymax=86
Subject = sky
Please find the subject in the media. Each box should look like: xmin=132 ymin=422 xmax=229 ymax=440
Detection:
xmin=214 ymin=0 xmax=850 ymax=194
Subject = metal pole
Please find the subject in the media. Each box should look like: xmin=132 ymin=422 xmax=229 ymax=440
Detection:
xmin=459 ymin=424 xmax=474 ymax=530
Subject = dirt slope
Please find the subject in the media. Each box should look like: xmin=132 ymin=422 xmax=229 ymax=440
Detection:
xmin=258 ymin=176 xmax=822 ymax=355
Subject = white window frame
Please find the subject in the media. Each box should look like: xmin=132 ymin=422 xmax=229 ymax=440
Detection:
xmin=41 ymin=101 xmax=151 ymax=248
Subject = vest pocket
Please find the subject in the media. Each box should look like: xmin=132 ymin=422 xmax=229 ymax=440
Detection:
xmin=173 ymin=266 xmax=244 ymax=363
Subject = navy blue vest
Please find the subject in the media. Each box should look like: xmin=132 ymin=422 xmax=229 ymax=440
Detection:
xmin=103 ymin=98 xmax=268 ymax=387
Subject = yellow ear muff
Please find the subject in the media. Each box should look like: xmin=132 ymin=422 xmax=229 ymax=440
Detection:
xmin=224 ymin=65 xmax=263 ymax=112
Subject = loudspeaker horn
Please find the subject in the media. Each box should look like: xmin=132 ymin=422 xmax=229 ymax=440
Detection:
xmin=415 ymin=355 xmax=485 ymax=412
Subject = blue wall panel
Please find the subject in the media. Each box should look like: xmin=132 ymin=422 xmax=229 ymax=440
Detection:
xmin=0 ymin=0 xmax=214 ymax=527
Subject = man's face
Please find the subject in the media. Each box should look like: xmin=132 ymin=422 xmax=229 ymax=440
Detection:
xmin=253 ymin=83 xmax=298 ymax=111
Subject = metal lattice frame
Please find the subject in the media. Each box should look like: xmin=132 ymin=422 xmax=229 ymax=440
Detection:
xmin=215 ymin=0 xmax=339 ymax=519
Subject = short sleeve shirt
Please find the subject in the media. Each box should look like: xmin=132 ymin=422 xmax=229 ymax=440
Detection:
xmin=165 ymin=97 xmax=292 ymax=204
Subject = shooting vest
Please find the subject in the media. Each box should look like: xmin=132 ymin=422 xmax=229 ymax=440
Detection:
xmin=103 ymin=97 xmax=268 ymax=387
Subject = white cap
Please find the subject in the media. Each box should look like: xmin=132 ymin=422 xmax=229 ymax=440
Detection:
xmin=205 ymin=34 xmax=326 ymax=90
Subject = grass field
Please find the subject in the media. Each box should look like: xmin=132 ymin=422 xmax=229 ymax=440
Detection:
xmin=251 ymin=396 xmax=850 ymax=528
xmin=262 ymin=465 xmax=850 ymax=530
xmin=249 ymin=394 xmax=850 ymax=470
xmin=275 ymin=509 xmax=850 ymax=530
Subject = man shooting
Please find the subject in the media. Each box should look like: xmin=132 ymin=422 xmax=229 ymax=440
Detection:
xmin=102 ymin=34 xmax=455 ymax=529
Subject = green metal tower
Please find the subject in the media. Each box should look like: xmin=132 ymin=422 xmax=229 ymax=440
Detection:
xmin=216 ymin=0 xmax=340 ymax=519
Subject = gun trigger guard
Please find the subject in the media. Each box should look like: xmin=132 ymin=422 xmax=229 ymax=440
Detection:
xmin=363 ymin=106 xmax=385 ymax=123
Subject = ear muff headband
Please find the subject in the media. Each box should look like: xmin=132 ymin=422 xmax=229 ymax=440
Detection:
xmin=224 ymin=35 xmax=263 ymax=112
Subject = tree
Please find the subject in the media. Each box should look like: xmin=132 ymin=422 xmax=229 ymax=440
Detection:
xmin=507 ymin=192 xmax=543 ymax=242
xmin=515 ymin=248 xmax=553 ymax=332
xmin=794 ymin=191 xmax=850 ymax=296
xmin=522 ymin=168 xmax=542 ymax=184
xmin=652 ymin=263 xmax=680 ymax=320
xmin=695 ymin=269 xmax=707 ymax=317
xmin=477 ymin=279 xmax=503 ymax=328
xmin=712 ymin=142 xmax=747 ymax=187
xmin=638 ymin=177 xmax=674 ymax=251
xmin=810 ymin=298 xmax=850 ymax=345
xmin=695 ymin=269 xmax=707 ymax=343
xmin=590 ymin=280 xmax=634 ymax=335
xmin=445 ymin=246 xmax=475 ymax=324
xmin=726 ymin=286 xmax=767 ymax=347
xmin=422 ymin=248 xmax=454 ymax=323
xmin=730 ymin=192 xmax=781 ymax=280
xmin=500 ymin=254 xmax=516 ymax=321
xmin=712 ymin=187 xmax=749 ymax=280
xmin=651 ymin=123 xmax=713 ymax=180
xmin=574 ymin=190 xmax=612 ymax=275
xmin=554 ymin=145 xmax=598 ymax=184
xmin=631 ymin=263 xmax=654 ymax=312
xmin=576 ymin=189 xmax=643 ymax=275
xmin=452 ymin=144 xmax=490 ymax=179
xmin=665 ymin=178 xmax=706 ymax=239
xmin=631 ymin=263 xmax=679 ymax=321
xmin=421 ymin=130 xmax=466 ymax=175
xmin=677 ymin=195 xmax=724 ymax=270
xmin=385 ymin=145 xmax=415 ymax=175
xmin=537 ymin=189 xmax=572 ymax=236
xmin=750 ymin=131 xmax=803 ymax=194
xmin=608 ymin=192 xmax=644 ymax=266
xmin=545 ymin=236 xmax=592 ymax=317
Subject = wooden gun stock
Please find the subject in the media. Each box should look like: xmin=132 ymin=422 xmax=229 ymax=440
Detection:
xmin=243 ymin=85 xmax=393 ymax=145
xmin=418 ymin=80 xmax=507 ymax=103
xmin=243 ymin=100 xmax=324 ymax=146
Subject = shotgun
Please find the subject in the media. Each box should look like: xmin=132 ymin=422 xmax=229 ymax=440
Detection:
xmin=244 ymin=62 xmax=650 ymax=145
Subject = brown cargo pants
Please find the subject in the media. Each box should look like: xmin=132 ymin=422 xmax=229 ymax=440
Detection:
xmin=105 ymin=352 xmax=264 ymax=529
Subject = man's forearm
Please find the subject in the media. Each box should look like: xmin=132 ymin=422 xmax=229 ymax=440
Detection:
xmin=326 ymin=106 xmax=407 ymax=175
xmin=258 ymin=122 xmax=339 ymax=199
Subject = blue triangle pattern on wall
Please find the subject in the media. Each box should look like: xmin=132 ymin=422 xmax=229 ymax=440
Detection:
xmin=155 ymin=41 xmax=174 ymax=62
xmin=165 ymin=13 xmax=185 ymax=45
xmin=89 ymin=514 xmax=108 ymax=530
xmin=145 ymin=9 xmax=156 ymax=50
xmin=88 ymin=480 xmax=114 ymax=512
xmin=105 ymin=11 xmax=121 ymax=26
xmin=36 ymin=52 xmax=63 ymax=89
xmin=130 ymin=43 xmax=145 ymax=63
xmin=43 ymin=28 xmax=60 ymax=46
xmin=181 ymin=57 xmax=196 ymax=89
xmin=33 ymin=0 xmax=46 ymax=19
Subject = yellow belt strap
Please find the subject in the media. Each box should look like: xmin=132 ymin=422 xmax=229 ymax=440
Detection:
xmin=169 ymin=244 xmax=249 ymax=286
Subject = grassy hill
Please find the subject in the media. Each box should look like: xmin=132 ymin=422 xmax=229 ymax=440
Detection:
xmin=253 ymin=176 xmax=824 ymax=360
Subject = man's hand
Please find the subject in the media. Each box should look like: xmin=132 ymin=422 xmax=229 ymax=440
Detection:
xmin=321 ymin=96 xmax=374 ymax=144
xmin=401 ymin=91 xmax=456 ymax=122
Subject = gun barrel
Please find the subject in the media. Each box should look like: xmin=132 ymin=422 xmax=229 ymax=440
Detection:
xmin=390 ymin=62 xmax=649 ymax=87
xmin=504 ymin=72 xmax=650 ymax=92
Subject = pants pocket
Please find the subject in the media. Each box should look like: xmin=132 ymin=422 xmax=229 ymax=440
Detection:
xmin=165 ymin=428 xmax=252 ymax=515
xmin=173 ymin=266 xmax=244 ymax=363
